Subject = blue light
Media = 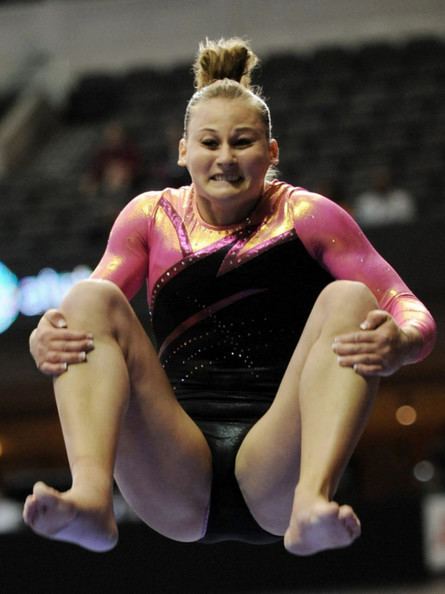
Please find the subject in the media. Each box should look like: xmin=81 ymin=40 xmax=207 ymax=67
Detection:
xmin=0 ymin=262 xmax=19 ymax=333
xmin=0 ymin=262 xmax=91 ymax=333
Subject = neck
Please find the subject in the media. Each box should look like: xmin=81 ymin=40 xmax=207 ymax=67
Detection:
xmin=194 ymin=192 xmax=263 ymax=227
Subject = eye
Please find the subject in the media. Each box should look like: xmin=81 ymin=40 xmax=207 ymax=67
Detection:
xmin=201 ymin=138 xmax=219 ymax=149
xmin=234 ymin=137 xmax=254 ymax=147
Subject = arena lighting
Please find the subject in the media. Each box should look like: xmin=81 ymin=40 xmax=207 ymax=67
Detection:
xmin=395 ymin=404 xmax=417 ymax=426
xmin=0 ymin=261 xmax=91 ymax=334
xmin=414 ymin=460 xmax=435 ymax=482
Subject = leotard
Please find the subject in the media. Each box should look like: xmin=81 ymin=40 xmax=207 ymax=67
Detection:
xmin=91 ymin=179 xmax=436 ymax=542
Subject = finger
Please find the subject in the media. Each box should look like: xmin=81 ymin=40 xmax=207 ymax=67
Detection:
xmin=47 ymin=350 xmax=87 ymax=365
xmin=44 ymin=309 xmax=68 ymax=329
xmin=42 ymin=329 xmax=94 ymax=343
xmin=352 ymin=363 xmax=385 ymax=377
xmin=337 ymin=354 xmax=381 ymax=368
xmin=36 ymin=361 xmax=69 ymax=376
xmin=333 ymin=331 xmax=373 ymax=344
xmin=51 ymin=338 xmax=94 ymax=352
xmin=29 ymin=328 xmax=37 ymax=347
xmin=360 ymin=309 xmax=390 ymax=331
xmin=332 ymin=341 xmax=376 ymax=356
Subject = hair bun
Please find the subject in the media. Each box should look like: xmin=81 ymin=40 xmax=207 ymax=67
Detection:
xmin=193 ymin=37 xmax=258 ymax=90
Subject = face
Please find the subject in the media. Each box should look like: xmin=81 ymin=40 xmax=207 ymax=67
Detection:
xmin=178 ymin=97 xmax=278 ymax=224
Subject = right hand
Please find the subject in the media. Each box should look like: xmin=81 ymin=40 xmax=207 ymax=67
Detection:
xmin=30 ymin=309 xmax=94 ymax=376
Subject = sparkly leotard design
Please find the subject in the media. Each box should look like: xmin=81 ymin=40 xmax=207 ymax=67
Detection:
xmin=92 ymin=179 xmax=436 ymax=542
xmin=93 ymin=179 xmax=435 ymax=385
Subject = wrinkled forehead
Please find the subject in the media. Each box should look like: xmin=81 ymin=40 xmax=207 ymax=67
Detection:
xmin=186 ymin=96 xmax=269 ymax=137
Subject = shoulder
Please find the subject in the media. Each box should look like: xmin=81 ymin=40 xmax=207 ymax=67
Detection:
xmin=268 ymin=179 xmax=332 ymax=206
xmin=278 ymin=184 xmax=346 ymax=224
xmin=282 ymin=185 xmax=366 ymax=255
xmin=120 ymin=190 xmax=163 ymax=219
xmin=118 ymin=186 xmax=191 ymax=219
xmin=265 ymin=179 xmax=350 ymax=226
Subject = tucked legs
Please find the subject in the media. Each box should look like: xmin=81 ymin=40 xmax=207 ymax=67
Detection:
xmin=235 ymin=281 xmax=380 ymax=555
xmin=23 ymin=280 xmax=212 ymax=550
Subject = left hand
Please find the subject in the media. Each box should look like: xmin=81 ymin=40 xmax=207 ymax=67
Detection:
xmin=332 ymin=309 xmax=413 ymax=377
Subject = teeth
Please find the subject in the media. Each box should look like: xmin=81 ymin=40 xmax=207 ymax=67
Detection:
xmin=212 ymin=175 xmax=241 ymax=182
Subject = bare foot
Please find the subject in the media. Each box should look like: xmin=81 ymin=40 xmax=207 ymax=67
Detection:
xmin=23 ymin=481 xmax=118 ymax=552
xmin=284 ymin=494 xmax=361 ymax=556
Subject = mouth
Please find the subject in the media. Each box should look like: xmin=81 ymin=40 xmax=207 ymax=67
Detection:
xmin=210 ymin=174 xmax=244 ymax=183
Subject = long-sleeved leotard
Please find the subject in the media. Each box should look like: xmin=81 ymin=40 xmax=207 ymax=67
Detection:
xmin=92 ymin=179 xmax=435 ymax=417
xmin=91 ymin=179 xmax=436 ymax=543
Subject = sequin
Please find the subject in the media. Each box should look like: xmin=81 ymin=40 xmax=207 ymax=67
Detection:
xmin=90 ymin=180 xmax=436 ymax=373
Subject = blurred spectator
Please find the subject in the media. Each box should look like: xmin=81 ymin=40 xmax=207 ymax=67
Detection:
xmin=149 ymin=121 xmax=190 ymax=189
xmin=80 ymin=121 xmax=143 ymax=243
xmin=353 ymin=165 xmax=416 ymax=227
xmin=80 ymin=121 xmax=142 ymax=199
xmin=313 ymin=177 xmax=353 ymax=214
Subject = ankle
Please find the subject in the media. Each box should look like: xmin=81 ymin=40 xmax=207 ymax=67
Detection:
xmin=70 ymin=459 xmax=113 ymax=496
xmin=294 ymin=481 xmax=334 ymax=502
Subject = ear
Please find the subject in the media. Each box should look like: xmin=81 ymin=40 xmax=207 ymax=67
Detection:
xmin=269 ymin=138 xmax=279 ymax=166
xmin=177 ymin=137 xmax=187 ymax=167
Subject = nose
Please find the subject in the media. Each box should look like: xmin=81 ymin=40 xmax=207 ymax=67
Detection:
xmin=216 ymin=143 xmax=236 ymax=166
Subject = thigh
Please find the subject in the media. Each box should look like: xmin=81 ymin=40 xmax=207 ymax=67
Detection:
xmin=115 ymin=393 xmax=212 ymax=542
xmin=235 ymin=281 xmax=378 ymax=535
xmin=86 ymin=280 xmax=212 ymax=542
xmin=234 ymin=338 xmax=308 ymax=535
xmin=234 ymin=312 xmax=319 ymax=535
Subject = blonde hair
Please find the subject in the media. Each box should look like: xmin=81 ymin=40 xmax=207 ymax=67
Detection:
xmin=183 ymin=37 xmax=272 ymax=139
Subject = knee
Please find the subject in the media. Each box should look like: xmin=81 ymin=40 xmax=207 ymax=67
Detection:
xmin=317 ymin=281 xmax=378 ymax=321
xmin=60 ymin=279 xmax=129 ymax=322
xmin=320 ymin=280 xmax=377 ymax=308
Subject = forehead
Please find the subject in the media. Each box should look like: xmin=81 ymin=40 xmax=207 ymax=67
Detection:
xmin=188 ymin=97 xmax=264 ymax=133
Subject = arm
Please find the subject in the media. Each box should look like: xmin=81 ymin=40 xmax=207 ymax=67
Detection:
xmin=31 ymin=193 xmax=156 ymax=375
xmin=293 ymin=192 xmax=436 ymax=375
xmin=89 ymin=192 xmax=152 ymax=295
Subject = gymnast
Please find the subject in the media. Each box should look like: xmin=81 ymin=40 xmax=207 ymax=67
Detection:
xmin=24 ymin=38 xmax=436 ymax=555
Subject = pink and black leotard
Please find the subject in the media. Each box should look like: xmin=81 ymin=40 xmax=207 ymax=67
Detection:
xmin=92 ymin=179 xmax=436 ymax=543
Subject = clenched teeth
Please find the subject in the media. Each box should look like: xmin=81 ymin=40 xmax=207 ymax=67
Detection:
xmin=211 ymin=174 xmax=242 ymax=182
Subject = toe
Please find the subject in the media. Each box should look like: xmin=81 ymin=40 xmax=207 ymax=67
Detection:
xmin=23 ymin=495 xmax=36 ymax=524
xmin=339 ymin=505 xmax=361 ymax=539
xmin=32 ymin=482 xmax=62 ymax=510
xmin=33 ymin=481 xmax=53 ymax=495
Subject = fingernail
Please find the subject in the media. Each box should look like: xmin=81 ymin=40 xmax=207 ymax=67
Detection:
xmin=63 ymin=362 xmax=68 ymax=370
xmin=80 ymin=352 xmax=86 ymax=361
xmin=57 ymin=320 xmax=67 ymax=328
xmin=87 ymin=340 xmax=94 ymax=348
xmin=87 ymin=333 xmax=94 ymax=339
xmin=360 ymin=322 xmax=368 ymax=330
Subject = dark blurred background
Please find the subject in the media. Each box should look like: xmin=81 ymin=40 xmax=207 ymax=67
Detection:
xmin=0 ymin=1 xmax=445 ymax=592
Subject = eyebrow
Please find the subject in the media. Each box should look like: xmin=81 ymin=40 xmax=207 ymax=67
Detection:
xmin=197 ymin=126 xmax=258 ymax=133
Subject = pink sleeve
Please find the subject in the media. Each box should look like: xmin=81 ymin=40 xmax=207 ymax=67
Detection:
xmin=90 ymin=193 xmax=155 ymax=300
xmin=293 ymin=192 xmax=437 ymax=361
